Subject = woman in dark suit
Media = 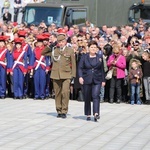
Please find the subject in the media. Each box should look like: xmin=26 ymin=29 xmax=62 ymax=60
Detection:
xmin=78 ymin=41 xmax=105 ymax=121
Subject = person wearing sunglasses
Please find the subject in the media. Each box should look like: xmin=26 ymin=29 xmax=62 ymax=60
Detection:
xmin=127 ymin=40 xmax=143 ymax=64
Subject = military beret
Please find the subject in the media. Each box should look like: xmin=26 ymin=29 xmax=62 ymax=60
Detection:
xmin=14 ymin=38 xmax=23 ymax=45
xmin=57 ymin=28 xmax=67 ymax=34
xmin=57 ymin=34 xmax=66 ymax=42
xmin=18 ymin=30 xmax=27 ymax=37
xmin=42 ymin=32 xmax=50 ymax=40
xmin=36 ymin=34 xmax=47 ymax=42
xmin=0 ymin=36 xmax=10 ymax=42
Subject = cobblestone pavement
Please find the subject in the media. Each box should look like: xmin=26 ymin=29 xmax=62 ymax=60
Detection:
xmin=0 ymin=98 xmax=150 ymax=150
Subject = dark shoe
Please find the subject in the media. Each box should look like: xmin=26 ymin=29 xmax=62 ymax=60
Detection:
xmin=23 ymin=95 xmax=28 ymax=99
xmin=86 ymin=117 xmax=91 ymax=121
xmin=116 ymin=99 xmax=121 ymax=104
xmin=0 ymin=96 xmax=5 ymax=99
xmin=61 ymin=114 xmax=67 ymax=119
xmin=145 ymin=100 xmax=150 ymax=105
xmin=109 ymin=99 xmax=114 ymax=103
xmin=94 ymin=114 xmax=100 ymax=122
xmin=45 ymin=96 xmax=49 ymax=99
xmin=94 ymin=117 xmax=97 ymax=122
xmin=57 ymin=114 xmax=62 ymax=118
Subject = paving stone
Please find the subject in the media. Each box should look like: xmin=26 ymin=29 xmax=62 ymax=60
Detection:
xmin=0 ymin=98 xmax=149 ymax=150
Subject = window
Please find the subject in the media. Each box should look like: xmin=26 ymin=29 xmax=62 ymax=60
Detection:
xmin=24 ymin=7 xmax=63 ymax=26
xmin=72 ymin=9 xmax=87 ymax=25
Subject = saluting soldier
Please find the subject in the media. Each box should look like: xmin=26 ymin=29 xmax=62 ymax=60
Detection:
xmin=42 ymin=34 xmax=76 ymax=118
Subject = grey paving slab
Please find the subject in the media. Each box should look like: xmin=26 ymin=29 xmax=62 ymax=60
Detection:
xmin=0 ymin=98 xmax=150 ymax=150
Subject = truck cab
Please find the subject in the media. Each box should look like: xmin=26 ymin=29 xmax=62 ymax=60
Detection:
xmin=129 ymin=1 xmax=150 ymax=23
xmin=23 ymin=3 xmax=87 ymax=27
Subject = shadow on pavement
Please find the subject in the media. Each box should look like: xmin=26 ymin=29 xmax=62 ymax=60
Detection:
xmin=72 ymin=116 xmax=86 ymax=120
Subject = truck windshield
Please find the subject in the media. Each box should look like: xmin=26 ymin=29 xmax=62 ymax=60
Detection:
xmin=141 ymin=7 xmax=150 ymax=20
xmin=24 ymin=7 xmax=63 ymax=26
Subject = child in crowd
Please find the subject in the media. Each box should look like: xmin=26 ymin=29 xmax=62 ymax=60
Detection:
xmin=142 ymin=51 xmax=150 ymax=104
xmin=129 ymin=60 xmax=143 ymax=105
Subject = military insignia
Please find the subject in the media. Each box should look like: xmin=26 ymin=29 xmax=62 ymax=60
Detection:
xmin=99 ymin=58 xmax=102 ymax=62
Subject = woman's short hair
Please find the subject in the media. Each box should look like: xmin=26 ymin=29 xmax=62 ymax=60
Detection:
xmin=88 ymin=40 xmax=98 ymax=47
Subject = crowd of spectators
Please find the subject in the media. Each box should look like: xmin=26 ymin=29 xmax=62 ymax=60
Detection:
xmin=0 ymin=10 xmax=150 ymax=104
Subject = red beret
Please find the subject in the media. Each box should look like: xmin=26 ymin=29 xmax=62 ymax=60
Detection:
xmin=14 ymin=38 xmax=23 ymax=44
xmin=36 ymin=35 xmax=46 ymax=41
xmin=18 ymin=30 xmax=27 ymax=37
xmin=13 ymin=22 xmax=18 ymax=27
xmin=57 ymin=28 xmax=67 ymax=35
xmin=0 ymin=36 xmax=10 ymax=41
xmin=42 ymin=32 xmax=50 ymax=40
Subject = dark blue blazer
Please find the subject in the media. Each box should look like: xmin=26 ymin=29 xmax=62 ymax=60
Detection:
xmin=78 ymin=53 xmax=105 ymax=84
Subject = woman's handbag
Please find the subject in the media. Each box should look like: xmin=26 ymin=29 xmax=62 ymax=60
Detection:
xmin=78 ymin=90 xmax=84 ymax=101
xmin=105 ymin=68 xmax=113 ymax=80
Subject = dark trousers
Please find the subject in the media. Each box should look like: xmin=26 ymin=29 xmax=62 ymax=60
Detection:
xmin=13 ymin=67 xmax=24 ymax=97
xmin=14 ymin=7 xmax=21 ymax=22
xmin=23 ymin=73 xmax=29 ymax=97
xmin=0 ymin=65 xmax=6 ymax=97
xmin=45 ymin=72 xmax=50 ymax=97
xmin=6 ymin=74 xmax=13 ymax=97
xmin=83 ymin=83 xmax=101 ymax=116
xmin=34 ymin=66 xmax=46 ymax=99
xmin=109 ymin=76 xmax=122 ymax=101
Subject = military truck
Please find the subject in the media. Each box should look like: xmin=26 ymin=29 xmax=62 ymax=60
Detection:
xmin=1 ymin=0 xmax=146 ymax=27
xmin=23 ymin=0 xmax=139 ymax=27
xmin=23 ymin=2 xmax=87 ymax=27
xmin=129 ymin=0 xmax=150 ymax=23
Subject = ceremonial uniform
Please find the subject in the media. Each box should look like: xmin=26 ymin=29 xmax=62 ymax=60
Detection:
xmin=8 ymin=38 xmax=28 ymax=99
xmin=18 ymin=30 xmax=33 ymax=98
xmin=22 ymin=42 xmax=33 ymax=98
xmin=52 ymin=46 xmax=76 ymax=116
xmin=0 ymin=36 xmax=8 ymax=98
xmin=31 ymin=35 xmax=50 ymax=99
xmin=42 ymin=34 xmax=76 ymax=118
xmin=42 ymin=33 xmax=51 ymax=99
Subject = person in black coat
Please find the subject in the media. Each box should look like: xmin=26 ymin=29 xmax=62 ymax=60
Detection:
xmin=78 ymin=41 xmax=105 ymax=122
xmin=3 ymin=9 xmax=12 ymax=23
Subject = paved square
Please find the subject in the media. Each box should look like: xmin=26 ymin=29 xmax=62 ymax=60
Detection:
xmin=0 ymin=98 xmax=150 ymax=150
